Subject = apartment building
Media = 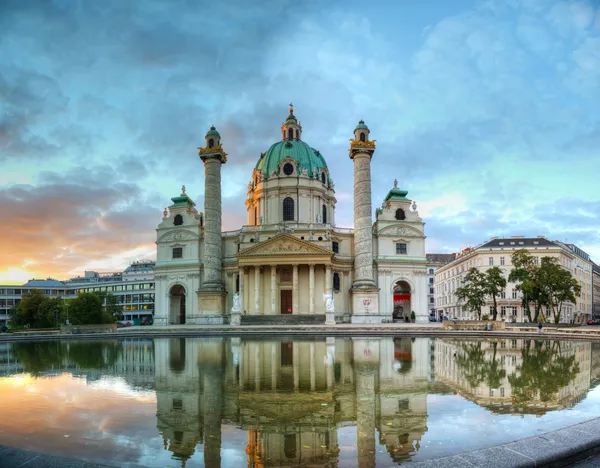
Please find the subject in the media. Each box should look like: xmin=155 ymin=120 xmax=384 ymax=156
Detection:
xmin=593 ymin=263 xmax=600 ymax=320
xmin=425 ymin=254 xmax=457 ymax=320
xmin=434 ymin=236 xmax=594 ymax=323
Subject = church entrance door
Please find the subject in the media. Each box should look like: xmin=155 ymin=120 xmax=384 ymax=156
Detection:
xmin=280 ymin=290 xmax=292 ymax=314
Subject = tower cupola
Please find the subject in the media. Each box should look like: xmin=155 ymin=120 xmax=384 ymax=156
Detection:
xmin=205 ymin=126 xmax=221 ymax=149
xmin=353 ymin=120 xmax=370 ymax=143
xmin=281 ymin=103 xmax=302 ymax=141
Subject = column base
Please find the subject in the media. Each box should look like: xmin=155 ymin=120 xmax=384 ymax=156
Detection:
xmin=230 ymin=311 xmax=242 ymax=326
xmin=350 ymin=288 xmax=380 ymax=323
xmin=153 ymin=317 xmax=167 ymax=326
xmin=197 ymin=290 xmax=228 ymax=322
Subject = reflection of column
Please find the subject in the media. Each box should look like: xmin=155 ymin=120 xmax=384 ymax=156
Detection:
xmin=271 ymin=265 xmax=277 ymax=314
xmin=254 ymin=344 xmax=260 ymax=391
xmin=292 ymin=264 xmax=299 ymax=314
xmin=309 ymin=264 xmax=315 ymax=314
xmin=238 ymin=267 xmax=245 ymax=313
xmin=293 ymin=342 xmax=299 ymax=390
xmin=271 ymin=342 xmax=277 ymax=390
xmin=353 ymin=339 xmax=379 ymax=468
xmin=204 ymin=365 xmax=223 ymax=467
xmin=310 ymin=342 xmax=316 ymax=390
xmin=254 ymin=266 xmax=261 ymax=315
xmin=326 ymin=337 xmax=335 ymax=390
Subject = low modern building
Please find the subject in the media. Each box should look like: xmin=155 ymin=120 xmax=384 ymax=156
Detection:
xmin=0 ymin=261 xmax=155 ymax=326
xmin=425 ymin=254 xmax=457 ymax=321
xmin=434 ymin=236 xmax=594 ymax=323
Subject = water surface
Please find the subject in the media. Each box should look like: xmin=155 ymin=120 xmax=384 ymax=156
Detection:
xmin=0 ymin=336 xmax=599 ymax=467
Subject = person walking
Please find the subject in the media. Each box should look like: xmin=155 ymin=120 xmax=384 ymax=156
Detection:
xmin=538 ymin=321 xmax=543 ymax=334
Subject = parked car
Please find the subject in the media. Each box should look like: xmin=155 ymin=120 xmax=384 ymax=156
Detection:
xmin=587 ymin=319 xmax=600 ymax=325
xmin=117 ymin=321 xmax=133 ymax=328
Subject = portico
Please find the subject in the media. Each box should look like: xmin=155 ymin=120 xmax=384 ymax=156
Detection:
xmin=237 ymin=234 xmax=335 ymax=315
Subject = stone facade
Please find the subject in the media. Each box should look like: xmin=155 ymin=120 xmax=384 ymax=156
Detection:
xmin=153 ymin=107 xmax=428 ymax=325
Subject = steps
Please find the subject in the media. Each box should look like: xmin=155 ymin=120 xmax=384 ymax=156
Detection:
xmin=240 ymin=314 xmax=326 ymax=326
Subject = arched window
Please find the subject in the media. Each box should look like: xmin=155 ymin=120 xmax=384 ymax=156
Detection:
xmin=174 ymin=214 xmax=183 ymax=225
xmin=208 ymin=138 xmax=214 ymax=148
xmin=321 ymin=172 xmax=326 ymax=184
xmin=360 ymin=132 xmax=366 ymax=142
xmin=395 ymin=209 xmax=405 ymax=220
xmin=288 ymin=128 xmax=294 ymax=140
xmin=295 ymin=129 xmax=299 ymax=139
xmin=322 ymin=204 xmax=327 ymax=224
xmin=333 ymin=272 xmax=340 ymax=291
xmin=283 ymin=197 xmax=295 ymax=221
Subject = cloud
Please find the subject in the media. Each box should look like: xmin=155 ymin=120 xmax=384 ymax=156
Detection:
xmin=0 ymin=166 xmax=159 ymax=281
xmin=1 ymin=0 xmax=600 ymax=281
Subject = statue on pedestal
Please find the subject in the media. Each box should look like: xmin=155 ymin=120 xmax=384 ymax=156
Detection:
xmin=230 ymin=293 xmax=242 ymax=326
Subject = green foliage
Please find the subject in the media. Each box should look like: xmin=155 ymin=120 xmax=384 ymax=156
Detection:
xmin=68 ymin=292 xmax=116 ymax=325
xmin=455 ymin=268 xmax=487 ymax=320
xmin=509 ymin=250 xmax=580 ymax=323
xmin=454 ymin=341 xmax=506 ymax=389
xmin=12 ymin=340 xmax=123 ymax=375
xmin=11 ymin=290 xmax=65 ymax=329
xmin=536 ymin=257 xmax=581 ymax=324
xmin=508 ymin=340 xmax=579 ymax=404
xmin=484 ymin=266 xmax=507 ymax=321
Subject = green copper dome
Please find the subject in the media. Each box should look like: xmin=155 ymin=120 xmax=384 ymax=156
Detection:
xmin=255 ymin=140 xmax=329 ymax=180
xmin=206 ymin=126 xmax=220 ymax=137
xmin=355 ymin=120 xmax=369 ymax=131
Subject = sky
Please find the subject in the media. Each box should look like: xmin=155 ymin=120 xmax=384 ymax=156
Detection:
xmin=1 ymin=0 xmax=599 ymax=284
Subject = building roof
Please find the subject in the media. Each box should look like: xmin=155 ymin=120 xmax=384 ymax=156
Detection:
xmin=479 ymin=237 xmax=557 ymax=249
xmin=22 ymin=279 xmax=66 ymax=287
xmin=426 ymin=253 xmax=457 ymax=265
xmin=255 ymin=139 xmax=329 ymax=181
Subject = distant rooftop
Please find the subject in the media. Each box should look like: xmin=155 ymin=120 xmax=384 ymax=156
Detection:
xmin=480 ymin=237 xmax=557 ymax=249
xmin=426 ymin=253 xmax=457 ymax=265
xmin=23 ymin=279 xmax=66 ymax=288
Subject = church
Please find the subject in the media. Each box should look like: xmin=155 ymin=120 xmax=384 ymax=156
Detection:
xmin=152 ymin=105 xmax=428 ymax=326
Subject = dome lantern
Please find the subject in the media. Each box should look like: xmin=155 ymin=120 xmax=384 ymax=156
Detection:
xmin=353 ymin=120 xmax=370 ymax=143
xmin=281 ymin=103 xmax=302 ymax=141
xmin=205 ymin=125 xmax=221 ymax=149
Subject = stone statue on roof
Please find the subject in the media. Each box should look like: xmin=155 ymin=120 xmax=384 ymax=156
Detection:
xmin=394 ymin=178 xmax=398 ymax=189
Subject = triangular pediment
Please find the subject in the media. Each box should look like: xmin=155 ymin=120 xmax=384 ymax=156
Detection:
xmin=238 ymin=234 xmax=332 ymax=257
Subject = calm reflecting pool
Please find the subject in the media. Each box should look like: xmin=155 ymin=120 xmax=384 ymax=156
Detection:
xmin=0 ymin=337 xmax=599 ymax=467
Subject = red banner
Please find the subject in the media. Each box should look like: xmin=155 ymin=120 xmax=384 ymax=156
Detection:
xmin=394 ymin=294 xmax=411 ymax=302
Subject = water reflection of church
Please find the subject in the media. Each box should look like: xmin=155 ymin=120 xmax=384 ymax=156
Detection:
xmin=153 ymin=336 xmax=433 ymax=467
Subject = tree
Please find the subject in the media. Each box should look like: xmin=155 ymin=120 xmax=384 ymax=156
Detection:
xmin=456 ymin=268 xmax=487 ymax=320
xmin=536 ymin=257 xmax=581 ymax=323
xmin=12 ymin=289 xmax=62 ymax=329
xmin=97 ymin=292 xmax=122 ymax=319
xmin=509 ymin=250 xmax=537 ymax=322
xmin=68 ymin=292 xmax=115 ymax=325
xmin=484 ymin=267 xmax=507 ymax=321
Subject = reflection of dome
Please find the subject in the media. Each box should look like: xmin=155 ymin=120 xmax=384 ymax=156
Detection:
xmin=255 ymin=140 xmax=329 ymax=180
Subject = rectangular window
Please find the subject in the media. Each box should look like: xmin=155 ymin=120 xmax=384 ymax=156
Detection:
xmin=429 ymin=287 xmax=434 ymax=294
xmin=512 ymin=289 xmax=518 ymax=299
xmin=332 ymin=241 xmax=339 ymax=253
xmin=172 ymin=247 xmax=183 ymax=259
xmin=533 ymin=256 xmax=539 ymax=264
xmin=500 ymin=257 xmax=505 ymax=266
xmin=429 ymin=297 xmax=434 ymax=304
xmin=396 ymin=243 xmax=407 ymax=255
xmin=489 ymin=257 xmax=494 ymax=266
xmin=429 ymin=277 xmax=434 ymax=284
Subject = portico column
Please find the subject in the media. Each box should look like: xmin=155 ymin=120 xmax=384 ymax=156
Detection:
xmin=254 ymin=266 xmax=261 ymax=315
xmin=270 ymin=265 xmax=277 ymax=314
xmin=292 ymin=264 xmax=299 ymax=314
xmin=309 ymin=264 xmax=315 ymax=314
xmin=238 ymin=267 xmax=245 ymax=313
xmin=325 ymin=265 xmax=332 ymax=293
